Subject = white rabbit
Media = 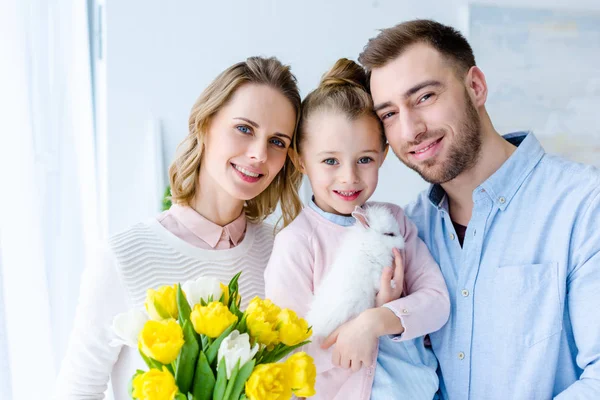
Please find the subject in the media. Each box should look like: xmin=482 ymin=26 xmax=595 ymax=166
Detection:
xmin=306 ymin=204 xmax=405 ymax=338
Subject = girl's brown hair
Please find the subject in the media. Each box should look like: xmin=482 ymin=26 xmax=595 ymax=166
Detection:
xmin=294 ymin=58 xmax=385 ymax=155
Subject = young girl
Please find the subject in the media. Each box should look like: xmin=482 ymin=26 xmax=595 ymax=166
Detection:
xmin=55 ymin=56 xmax=303 ymax=399
xmin=264 ymin=59 xmax=450 ymax=399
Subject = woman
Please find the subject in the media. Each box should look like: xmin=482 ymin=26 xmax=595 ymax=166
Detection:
xmin=54 ymin=56 xmax=302 ymax=399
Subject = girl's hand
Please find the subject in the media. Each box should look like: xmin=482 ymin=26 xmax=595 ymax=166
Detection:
xmin=320 ymin=309 xmax=381 ymax=372
xmin=375 ymin=248 xmax=404 ymax=307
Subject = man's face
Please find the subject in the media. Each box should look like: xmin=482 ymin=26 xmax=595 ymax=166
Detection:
xmin=369 ymin=43 xmax=482 ymax=184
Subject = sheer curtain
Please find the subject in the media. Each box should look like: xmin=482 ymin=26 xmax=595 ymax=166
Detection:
xmin=0 ymin=1 xmax=100 ymax=399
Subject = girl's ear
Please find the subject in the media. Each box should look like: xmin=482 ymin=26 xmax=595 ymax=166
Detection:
xmin=379 ymin=144 xmax=390 ymax=167
xmin=288 ymin=147 xmax=306 ymax=174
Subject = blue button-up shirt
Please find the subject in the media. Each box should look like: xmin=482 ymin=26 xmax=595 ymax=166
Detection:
xmin=405 ymin=132 xmax=600 ymax=399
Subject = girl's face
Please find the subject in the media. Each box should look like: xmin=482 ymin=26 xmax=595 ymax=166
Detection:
xmin=201 ymin=83 xmax=297 ymax=201
xmin=299 ymin=111 xmax=387 ymax=216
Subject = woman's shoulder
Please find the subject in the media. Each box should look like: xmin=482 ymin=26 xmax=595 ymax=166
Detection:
xmin=107 ymin=219 xmax=164 ymax=259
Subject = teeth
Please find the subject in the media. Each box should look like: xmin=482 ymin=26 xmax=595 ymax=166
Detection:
xmin=337 ymin=191 xmax=358 ymax=196
xmin=415 ymin=140 xmax=438 ymax=154
xmin=234 ymin=164 xmax=260 ymax=178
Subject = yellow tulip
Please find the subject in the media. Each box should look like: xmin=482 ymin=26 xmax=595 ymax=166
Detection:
xmin=190 ymin=301 xmax=238 ymax=338
xmin=245 ymin=297 xmax=281 ymax=346
xmin=285 ymin=352 xmax=316 ymax=397
xmin=145 ymin=285 xmax=178 ymax=321
xmin=245 ymin=363 xmax=292 ymax=400
xmin=132 ymin=367 xmax=179 ymax=400
xmin=138 ymin=319 xmax=184 ymax=364
xmin=277 ymin=309 xmax=312 ymax=346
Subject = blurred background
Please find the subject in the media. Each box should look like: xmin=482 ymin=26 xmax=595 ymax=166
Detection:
xmin=0 ymin=0 xmax=599 ymax=398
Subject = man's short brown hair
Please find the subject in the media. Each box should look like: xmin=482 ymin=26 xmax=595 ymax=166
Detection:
xmin=359 ymin=19 xmax=476 ymax=78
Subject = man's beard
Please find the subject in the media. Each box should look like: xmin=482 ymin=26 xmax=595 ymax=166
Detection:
xmin=397 ymin=90 xmax=482 ymax=184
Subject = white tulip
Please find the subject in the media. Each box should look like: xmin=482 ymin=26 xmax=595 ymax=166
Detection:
xmin=111 ymin=309 xmax=148 ymax=347
xmin=181 ymin=277 xmax=223 ymax=307
xmin=217 ymin=330 xmax=259 ymax=379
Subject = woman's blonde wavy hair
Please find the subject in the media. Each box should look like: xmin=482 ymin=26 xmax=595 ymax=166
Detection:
xmin=168 ymin=56 xmax=303 ymax=228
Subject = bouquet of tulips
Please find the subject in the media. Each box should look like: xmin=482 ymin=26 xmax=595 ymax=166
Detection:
xmin=112 ymin=272 xmax=316 ymax=400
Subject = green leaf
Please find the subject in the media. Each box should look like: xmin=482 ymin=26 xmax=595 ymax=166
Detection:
xmin=151 ymin=298 xmax=173 ymax=320
xmin=139 ymin=348 xmax=163 ymax=370
xmin=229 ymin=297 xmax=243 ymax=321
xmin=128 ymin=369 xmax=145 ymax=398
xmin=223 ymin=359 xmax=240 ymax=400
xmin=174 ymin=393 xmax=187 ymax=400
xmin=236 ymin=315 xmax=248 ymax=335
xmin=228 ymin=272 xmax=242 ymax=294
xmin=227 ymin=272 xmax=242 ymax=308
xmin=162 ymin=185 xmax=172 ymax=211
xmin=192 ymin=351 xmax=215 ymax=400
xmin=206 ymin=322 xmax=237 ymax=366
xmin=201 ymin=298 xmax=208 ymax=307
xmin=228 ymin=359 xmax=255 ymax=400
xmin=177 ymin=284 xmax=192 ymax=326
xmin=175 ymin=321 xmax=201 ymax=395
xmin=213 ymin=357 xmax=227 ymax=400
xmin=259 ymin=341 xmax=310 ymax=365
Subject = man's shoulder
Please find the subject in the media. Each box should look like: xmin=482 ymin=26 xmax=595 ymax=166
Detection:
xmin=535 ymin=153 xmax=600 ymax=196
xmin=404 ymin=189 xmax=435 ymax=221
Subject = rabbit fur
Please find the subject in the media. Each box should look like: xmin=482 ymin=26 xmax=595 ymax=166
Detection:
xmin=306 ymin=204 xmax=405 ymax=338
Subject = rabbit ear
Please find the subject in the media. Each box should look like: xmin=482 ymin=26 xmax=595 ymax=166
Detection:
xmin=351 ymin=206 xmax=369 ymax=228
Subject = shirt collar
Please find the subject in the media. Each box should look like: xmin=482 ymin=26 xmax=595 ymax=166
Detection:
xmin=428 ymin=131 xmax=545 ymax=211
xmin=309 ymin=197 xmax=356 ymax=227
xmin=169 ymin=204 xmax=246 ymax=248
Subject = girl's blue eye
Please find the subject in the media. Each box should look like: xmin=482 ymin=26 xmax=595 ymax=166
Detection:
xmin=323 ymin=158 xmax=338 ymax=165
xmin=236 ymin=125 xmax=251 ymax=134
xmin=358 ymin=157 xmax=373 ymax=164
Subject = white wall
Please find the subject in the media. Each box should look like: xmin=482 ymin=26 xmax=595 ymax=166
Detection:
xmin=104 ymin=0 xmax=600 ymax=235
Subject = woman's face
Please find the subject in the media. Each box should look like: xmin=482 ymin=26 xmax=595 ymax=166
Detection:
xmin=201 ymin=83 xmax=297 ymax=201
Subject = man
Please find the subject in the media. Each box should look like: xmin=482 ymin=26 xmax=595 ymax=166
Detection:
xmin=359 ymin=19 xmax=600 ymax=399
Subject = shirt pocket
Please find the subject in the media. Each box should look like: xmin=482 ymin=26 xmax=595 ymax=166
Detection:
xmin=491 ymin=262 xmax=562 ymax=348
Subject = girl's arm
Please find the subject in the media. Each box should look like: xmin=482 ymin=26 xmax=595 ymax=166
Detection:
xmin=264 ymin=228 xmax=335 ymax=375
xmin=53 ymin=245 xmax=128 ymax=399
xmin=381 ymin=205 xmax=450 ymax=341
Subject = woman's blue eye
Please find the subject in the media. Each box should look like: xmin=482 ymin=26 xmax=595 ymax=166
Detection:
xmin=323 ymin=158 xmax=338 ymax=165
xmin=358 ymin=157 xmax=373 ymax=164
xmin=270 ymin=138 xmax=286 ymax=148
xmin=236 ymin=125 xmax=251 ymax=134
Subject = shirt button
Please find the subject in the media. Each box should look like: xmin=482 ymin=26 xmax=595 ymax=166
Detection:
xmin=499 ymin=196 xmax=506 ymax=204
xmin=402 ymin=309 xmax=409 ymax=314
xmin=450 ymin=233 xmax=456 ymax=240
xmin=461 ymin=289 xmax=469 ymax=297
xmin=473 ymin=229 xmax=477 ymax=237
xmin=458 ymin=352 xmax=465 ymax=360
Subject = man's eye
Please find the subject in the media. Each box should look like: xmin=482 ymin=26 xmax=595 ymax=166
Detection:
xmin=381 ymin=112 xmax=395 ymax=121
xmin=419 ymin=93 xmax=433 ymax=103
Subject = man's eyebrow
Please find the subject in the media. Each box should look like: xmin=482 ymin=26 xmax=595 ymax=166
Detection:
xmin=403 ymin=80 xmax=443 ymax=98
xmin=374 ymin=80 xmax=443 ymax=112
